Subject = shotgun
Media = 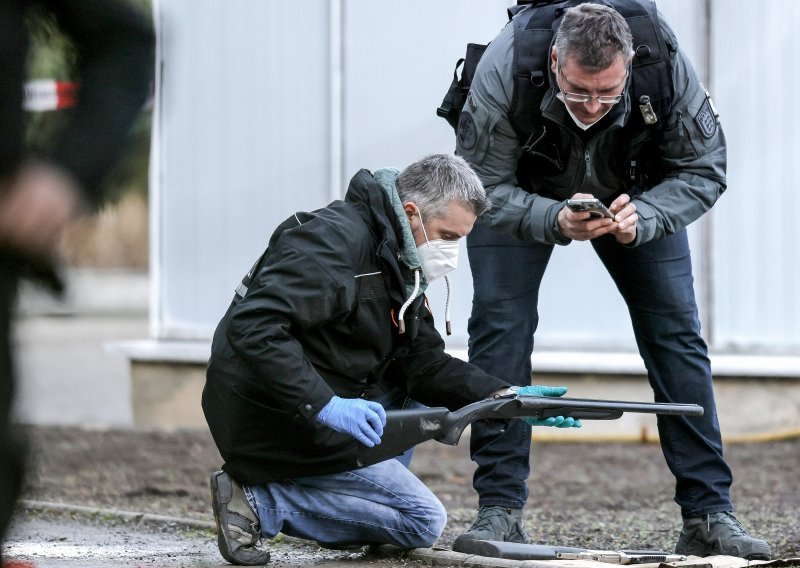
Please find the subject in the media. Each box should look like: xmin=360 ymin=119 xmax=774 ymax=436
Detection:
xmin=451 ymin=540 xmax=687 ymax=564
xmin=356 ymin=394 xmax=703 ymax=467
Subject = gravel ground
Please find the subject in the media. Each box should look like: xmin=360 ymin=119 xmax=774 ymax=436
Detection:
xmin=11 ymin=425 xmax=800 ymax=562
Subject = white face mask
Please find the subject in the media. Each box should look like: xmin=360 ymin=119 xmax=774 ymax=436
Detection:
xmin=555 ymin=92 xmax=613 ymax=130
xmin=415 ymin=209 xmax=459 ymax=282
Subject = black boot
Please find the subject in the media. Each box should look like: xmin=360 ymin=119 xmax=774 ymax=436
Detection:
xmin=675 ymin=512 xmax=772 ymax=560
xmin=452 ymin=506 xmax=528 ymax=553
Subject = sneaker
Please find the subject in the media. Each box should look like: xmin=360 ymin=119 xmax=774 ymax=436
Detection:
xmin=210 ymin=470 xmax=271 ymax=565
xmin=452 ymin=506 xmax=528 ymax=553
xmin=675 ymin=511 xmax=772 ymax=560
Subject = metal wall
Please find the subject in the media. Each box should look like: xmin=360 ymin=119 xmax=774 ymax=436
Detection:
xmin=151 ymin=0 xmax=799 ymax=358
xmin=709 ymin=1 xmax=800 ymax=354
xmin=151 ymin=0 xmax=335 ymax=338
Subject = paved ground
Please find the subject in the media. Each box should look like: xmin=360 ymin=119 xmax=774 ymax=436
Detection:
xmin=4 ymin=270 xmax=799 ymax=567
xmin=4 ymin=505 xmax=791 ymax=568
xmin=5 ymin=508 xmax=405 ymax=568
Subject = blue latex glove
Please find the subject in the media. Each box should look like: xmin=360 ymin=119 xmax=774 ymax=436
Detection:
xmin=515 ymin=385 xmax=583 ymax=429
xmin=315 ymin=396 xmax=387 ymax=447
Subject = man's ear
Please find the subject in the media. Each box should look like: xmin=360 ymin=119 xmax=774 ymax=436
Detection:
xmin=550 ymin=46 xmax=558 ymax=74
xmin=403 ymin=202 xmax=418 ymax=225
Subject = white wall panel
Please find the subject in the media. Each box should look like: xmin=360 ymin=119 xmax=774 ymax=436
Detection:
xmin=710 ymin=1 xmax=800 ymax=353
xmin=153 ymin=0 xmax=332 ymax=338
xmin=341 ymin=0 xmax=511 ymax=349
xmin=152 ymin=0 xmax=799 ymax=358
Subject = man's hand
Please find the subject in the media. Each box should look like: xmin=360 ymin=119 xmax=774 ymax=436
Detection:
xmin=557 ymin=193 xmax=616 ymax=241
xmin=0 ymin=163 xmax=81 ymax=261
xmin=315 ymin=396 xmax=387 ymax=447
xmin=557 ymin=193 xmax=638 ymax=244
xmin=608 ymin=194 xmax=638 ymax=244
xmin=515 ymin=385 xmax=582 ymax=428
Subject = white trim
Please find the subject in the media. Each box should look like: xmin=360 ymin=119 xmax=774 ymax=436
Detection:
xmin=149 ymin=0 xmax=164 ymax=340
xmin=109 ymin=338 xmax=800 ymax=378
xmin=446 ymin=349 xmax=800 ymax=378
xmin=106 ymin=339 xmax=209 ymax=364
xmin=329 ymin=0 xmax=344 ymax=201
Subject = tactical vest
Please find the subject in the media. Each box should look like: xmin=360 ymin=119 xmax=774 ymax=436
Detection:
xmin=438 ymin=0 xmax=676 ymax=194
xmin=509 ymin=0 xmax=673 ymax=141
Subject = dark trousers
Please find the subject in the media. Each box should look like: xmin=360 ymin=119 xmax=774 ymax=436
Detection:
xmin=0 ymin=264 xmax=25 ymax=551
xmin=466 ymin=222 xmax=733 ymax=518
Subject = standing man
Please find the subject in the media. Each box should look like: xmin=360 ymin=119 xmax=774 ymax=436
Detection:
xmin=0 ymin=0 xmax=153 ymax=555
xmin=452 ymin=1 xmax=771 ymax=560
xmin=202 ymin=154 xmax=580 ymax=565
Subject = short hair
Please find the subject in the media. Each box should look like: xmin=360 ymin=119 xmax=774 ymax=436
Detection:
xmin=553 ymin=3 xmax=633 ymax=72
xmin=396 ymin=154 xmax=491 ymax=220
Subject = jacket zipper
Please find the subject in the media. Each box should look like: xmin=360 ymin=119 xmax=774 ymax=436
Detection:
xmin=584 ymin=149 xmax=592 ymax=180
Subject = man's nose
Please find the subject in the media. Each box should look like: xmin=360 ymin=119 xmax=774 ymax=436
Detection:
xmin=583 ymin=97 xmax=603 ymax=113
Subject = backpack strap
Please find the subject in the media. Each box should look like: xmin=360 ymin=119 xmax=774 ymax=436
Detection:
xmin=625 ymin=0 xmax=673 ymax=124
xmin=436 ymin=43 xmax=488 ymax=130
xmin=510 ymin=1 xmax=570 ymax=139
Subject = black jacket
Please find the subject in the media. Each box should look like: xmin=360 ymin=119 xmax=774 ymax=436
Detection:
xmin=202 ymin=170 xmax=508 ymax=484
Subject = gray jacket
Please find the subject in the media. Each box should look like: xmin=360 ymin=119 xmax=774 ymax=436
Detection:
xmin=456 ymin=14 xmax=726 ymax=247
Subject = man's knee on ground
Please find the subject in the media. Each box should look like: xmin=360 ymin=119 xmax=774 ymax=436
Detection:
xmin=395 ymin=496 xmax=447 ymax=549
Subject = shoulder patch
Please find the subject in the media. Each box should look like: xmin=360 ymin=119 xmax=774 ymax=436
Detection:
xmin=457 ymin=111 xmax=477 ymax=150
xmin=694 ymin=97 xmax=717 ymax=139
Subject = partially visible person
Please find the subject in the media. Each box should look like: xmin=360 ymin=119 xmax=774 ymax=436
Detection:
xmin=452 ymin=1 xmax=771 ymax=560
xmin=202 ymin=154 xmax=581 ymax=565
xmin=0 ymin=0 xmax=153 ymax=555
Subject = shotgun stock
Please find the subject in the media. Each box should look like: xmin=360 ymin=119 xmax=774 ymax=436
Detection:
xmin=356 ymin=394 xmax=703 ymax=468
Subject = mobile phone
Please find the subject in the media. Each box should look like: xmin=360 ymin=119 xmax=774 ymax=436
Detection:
xmin=565 ymin=198 xmax=614 ymax=220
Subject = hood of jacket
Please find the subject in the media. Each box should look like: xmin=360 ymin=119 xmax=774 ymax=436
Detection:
xmin=344 ymin=169 xmax=427 ymax=304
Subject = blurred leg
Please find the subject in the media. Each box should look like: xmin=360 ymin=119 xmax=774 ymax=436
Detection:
xmin=0 ymin=267 xmax=24 ymax=552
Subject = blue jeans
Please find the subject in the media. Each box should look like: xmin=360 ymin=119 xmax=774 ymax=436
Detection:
xmin=245 ymin=389 xmax=439 ymax=548
xmin=466 ymin=223 xmax=733 ymax=518
xmin=246 ymin=459 xmax=446 ymax=549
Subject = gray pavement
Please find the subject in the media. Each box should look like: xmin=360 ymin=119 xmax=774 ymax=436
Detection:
xmin=5 ymin=270 xmax=793 ymax=568
xmin=5 ymin=506 xmax=392 ymax=567
xmin=4 ymin=503 xmax=766 ymax=568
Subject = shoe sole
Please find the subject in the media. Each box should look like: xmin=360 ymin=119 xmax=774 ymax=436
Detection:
xmin=210 ymin=471 xmax=239 ymax=565
xmin=677 ymin=539 xmax=772 ymax=561
xmin=210 ymin=471 xmax=271 ymax=566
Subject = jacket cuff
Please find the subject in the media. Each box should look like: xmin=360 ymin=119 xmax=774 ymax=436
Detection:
xmin=629 ymin=199 xmax=659 ymax=247
xmin=296 ymin=380 xmax=336 ymax=421
xmin=532 ymin=199 xmax=571 ymax=245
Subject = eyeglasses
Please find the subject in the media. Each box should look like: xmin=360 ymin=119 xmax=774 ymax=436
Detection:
xmin=557 ymin=66 xmax=627 ymax=105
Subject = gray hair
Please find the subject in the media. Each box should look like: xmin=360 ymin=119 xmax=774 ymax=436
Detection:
xmin=553 ymin=3 xmax=633 ymax=72
xmin=396 ymin=154 xmax=490 ymax=220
